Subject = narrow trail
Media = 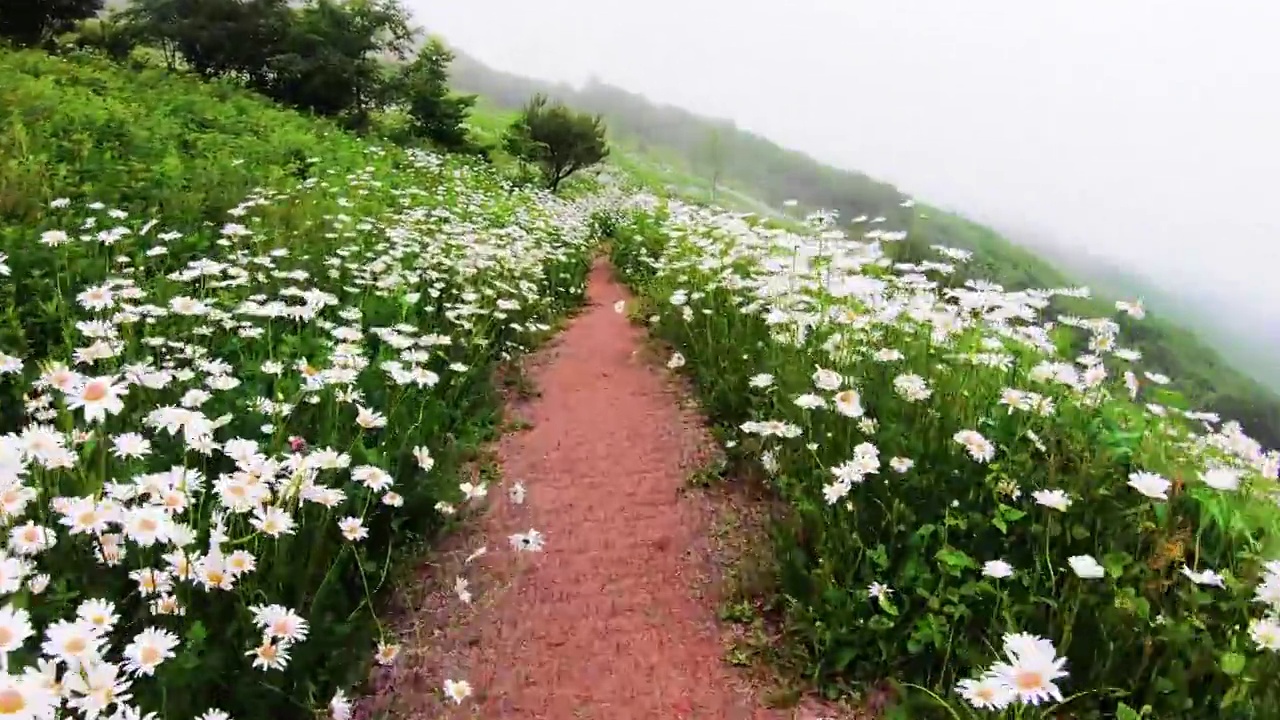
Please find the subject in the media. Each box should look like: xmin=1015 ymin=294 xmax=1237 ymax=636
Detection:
xmin=427 ymin=260 xmax=825 ymax=719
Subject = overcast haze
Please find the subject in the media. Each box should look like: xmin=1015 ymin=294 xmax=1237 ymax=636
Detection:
xmin=411 ymin=0 xmax=1280 ymax=329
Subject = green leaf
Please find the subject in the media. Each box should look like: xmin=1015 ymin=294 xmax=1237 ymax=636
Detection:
xmin=867 ymin=615 xmax=894 ymax=631
xmin=1115 ymin=702 xmax=1141 ymax=720
xmin=833 ymin=645 xmax=858 ymax=671
xmin=935 ymin=547 xmax=976 ymax=570
xmin=1103 ymin=551 xmax=1133 ymax=578
xmin=186 ymin=620 xmax=208 ymax=646
xmin=1000 ymin=506 xmax=1026 ymax=522
xmin=1219 ymin=650 xmax=1246 ymax=676
xmin=878 ymin=594 xmax=899 ymax=616
xmin=1222 ymin=682 xmax=1246 ymax=708
xmin=869 ymin=544 xmax=890 ymax=569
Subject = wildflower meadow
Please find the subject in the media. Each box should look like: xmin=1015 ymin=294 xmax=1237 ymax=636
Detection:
xmin=608 ymin=201 xmax=1280 ymax=718
xmin=0 ymin=49 xmax=594 ymax=719
xmin=3 ymin=30 xmax=1279 ymax=720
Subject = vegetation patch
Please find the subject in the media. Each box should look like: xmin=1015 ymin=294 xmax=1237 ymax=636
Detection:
xmin=0 ymin=45 xmax=596 ymax=719
xmin=6 ymin=1 xmax=1279 ymax=717
xmin=459 ymin=56 xmax=1280 ymax=451
xmin=608 ymin=200 xmax=1280 ymax=718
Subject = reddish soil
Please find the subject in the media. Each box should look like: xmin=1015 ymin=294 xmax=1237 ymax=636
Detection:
xmin=377 ymin=260 xmax=839 ymax=719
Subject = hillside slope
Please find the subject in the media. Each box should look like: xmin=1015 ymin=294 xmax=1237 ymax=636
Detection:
xmin=445 ymin=47 xmax=1280 ymax=450
xmin=5 ymin=34 xmax=1279 ymax=720
xmin=1009 ymin=228 xmax=1280 ymax=391
xmin=0 ymin=46 xmax=595 ymax=719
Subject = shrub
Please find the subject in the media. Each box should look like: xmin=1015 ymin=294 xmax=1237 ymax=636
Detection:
xmin=119 ymin=0 xmax=414 ymax=128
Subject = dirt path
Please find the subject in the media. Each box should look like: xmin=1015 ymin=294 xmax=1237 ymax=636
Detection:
xmin=382 ymin=260 xmax=832 ymax=719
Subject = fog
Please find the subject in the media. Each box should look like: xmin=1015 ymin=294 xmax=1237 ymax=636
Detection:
xmin=410 ymin=0 xmax=1280 ymax=339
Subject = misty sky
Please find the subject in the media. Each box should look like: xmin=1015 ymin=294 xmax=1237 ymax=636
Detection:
xmin=411 ymin=0 xmax=1280 ymax=316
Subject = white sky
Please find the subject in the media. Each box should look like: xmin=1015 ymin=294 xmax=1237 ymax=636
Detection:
xmin=410 ymin=0 xmax=1280 ymax=324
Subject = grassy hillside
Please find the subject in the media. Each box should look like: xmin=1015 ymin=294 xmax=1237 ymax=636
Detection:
xmin=903 ymin=212 xmax=1279 ymax=440
xmin=447 ymin=48 xmax=1280 ymax=451
xmin=0 ymin=46 xmax=594 ymax=719
xmin=6 ymin=25 xmax=1280 ymax=720
xmin=464 ymin=94 xmax=784 ymax=218
xmin=1017 ymin=234 xmax=1280 ymax=393
xmin=1 ymin=49 xmax=362 ymax=227
xmin=606 ymin=191 xmax=1280 ymax=719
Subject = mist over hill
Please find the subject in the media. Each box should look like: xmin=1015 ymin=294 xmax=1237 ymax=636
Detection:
xmin=447 ymin=46 xmax=1277 ymax=389
xmin=1001 ymin=222 xmax=1280 ymax=391
xmin=448 ymin=49 xmax=910 ymax=220
xmin=442 ymin=45 xmax=1280 ymax=448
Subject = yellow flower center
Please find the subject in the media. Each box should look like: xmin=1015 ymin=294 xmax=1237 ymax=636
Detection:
xmin=82 ymin=382 xmax=108 ymax=403
xmin=1014 ymin=669 xmax=1044 ymax=692
xmin=0 ymin=688 xmax=27 ymax=715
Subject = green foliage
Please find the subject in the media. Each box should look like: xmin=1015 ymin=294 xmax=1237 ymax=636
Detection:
xmin=397 ymin=37 xmax=476 ymax=151
xmin=117 ymin=0 xmax=412 ymax=128
xmin=901 ymin=210 xmax=1280 ymax=452
xmin=607 ymin=201 xmax=1280 ymax=718
xmin=265 ymin=0 xmax=411 ymax=129
xmin=503 ymin=93 xmax=609 ymax=192
xmin=0 ymin=48 xmax=353 ymax=229
xmin=0 ymin=0 xmax=104 ymax=46
xmin=118 ymin=0 xmax=290 ymax=80
xmin=68 ymin=15 xmax=141 ymax=61
xmin=0 ymin=46 xmax=594 ymax=718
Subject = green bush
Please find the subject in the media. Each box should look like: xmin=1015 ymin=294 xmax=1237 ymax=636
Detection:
xmin=608 ymin=199 xmax=1280 ymax=718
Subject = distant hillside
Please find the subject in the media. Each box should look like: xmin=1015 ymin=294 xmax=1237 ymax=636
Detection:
xmin=445 ymin=45 xmax=1280 ymax=449
xmin=1004 ymin=225 xmax=1280 ymax=393
xmin=447 ymin=49 xmax=908 ymax=224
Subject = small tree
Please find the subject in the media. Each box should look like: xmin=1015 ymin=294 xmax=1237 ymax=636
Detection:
xmin=0 ymin=0 xmax=104 ymax=47
xmin=398 ymin=37 xmax=475 ymax=150
xmin=503 ymin=93 xmax=609 ymax=192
